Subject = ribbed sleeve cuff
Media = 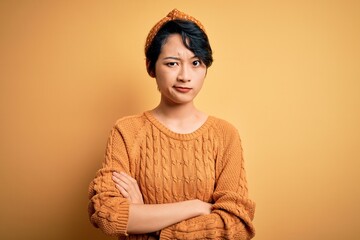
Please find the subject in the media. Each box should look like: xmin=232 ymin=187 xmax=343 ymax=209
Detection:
xmin=114 ymin=202 xmax=130 ymax=235
xmin=94 ymin=201 xmax=130 ymax=236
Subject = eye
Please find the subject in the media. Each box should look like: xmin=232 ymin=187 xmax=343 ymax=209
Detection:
xmin=166 ymin=62 xmax=178 ymax=67
xmin=192 ymin=60 xmax=201 ymax=67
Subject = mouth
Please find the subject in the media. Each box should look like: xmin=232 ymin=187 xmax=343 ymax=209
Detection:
xmin=173 ymin=86 xmax=192 ymax=93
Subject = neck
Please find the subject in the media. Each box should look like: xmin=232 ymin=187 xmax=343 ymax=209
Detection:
xmin=154 ymin=98 xmax=199 ymax=120
xmin=150 ymin=98 xmax=208 ymax=134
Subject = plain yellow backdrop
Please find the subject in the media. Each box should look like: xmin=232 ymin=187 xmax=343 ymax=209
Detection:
xmin=1 ymin=1 xmax=359 ymax=239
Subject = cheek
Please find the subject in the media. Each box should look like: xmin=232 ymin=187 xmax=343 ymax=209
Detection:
xmin=156 ymin=68 xmax=176 ymax=82
xmin=155 ymin=72 xmax=169 ymax=89
xmin=195 ymin=70 xmax=207 ymax=83
xmin=155 ymin=72 xmax=166 ymax=87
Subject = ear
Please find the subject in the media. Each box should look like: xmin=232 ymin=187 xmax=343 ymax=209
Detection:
xmin=146 ymin=59 xmax=155 ymax=78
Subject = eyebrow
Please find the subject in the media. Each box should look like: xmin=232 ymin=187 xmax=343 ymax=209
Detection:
xmin=162 ymin=56 xmax=198 ymax=61
xmin=162 ymin=56 xmax=180 ymax=60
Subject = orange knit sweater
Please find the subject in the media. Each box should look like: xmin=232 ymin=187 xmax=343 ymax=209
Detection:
xmin=88 ymin=111 xmax=255 ymax=239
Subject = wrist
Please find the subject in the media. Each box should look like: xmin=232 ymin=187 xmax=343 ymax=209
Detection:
xmin=191 ymin=199 xmax=212 ymax=216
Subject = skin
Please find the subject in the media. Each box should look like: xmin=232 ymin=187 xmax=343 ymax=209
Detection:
xmin=151 ymin=34 xmax=208 ymax=133
xmin=112 ymin=33 xmax=212 ymax=234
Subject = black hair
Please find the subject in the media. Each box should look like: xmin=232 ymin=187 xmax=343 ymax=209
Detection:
xmin=145 ymin=20 xmax=213 ymax=76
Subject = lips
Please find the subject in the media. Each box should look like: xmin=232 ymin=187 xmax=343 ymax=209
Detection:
xmin=173 ymin=86 xmax=192 ymax=93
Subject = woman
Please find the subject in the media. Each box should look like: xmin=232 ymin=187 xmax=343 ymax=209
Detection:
xmin=88 ymin=9 xmax=256 ymax=239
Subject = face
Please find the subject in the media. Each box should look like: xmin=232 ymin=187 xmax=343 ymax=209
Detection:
xmin=154 ymin=34 xmax=207 ymax=106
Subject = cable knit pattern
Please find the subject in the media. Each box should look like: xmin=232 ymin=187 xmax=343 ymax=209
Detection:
xmin=88 ymin=111 xmax=256 ymax=239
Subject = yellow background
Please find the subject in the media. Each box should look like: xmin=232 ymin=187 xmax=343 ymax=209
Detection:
xmin=1 ymin=1 xmax=359 ymax=239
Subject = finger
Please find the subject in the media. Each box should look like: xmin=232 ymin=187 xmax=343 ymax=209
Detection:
xmin=119 ymin=172 xmax=143 ymax=197
xmin=120 ymin=172 xmax=140 ymax=192
xmin=119 ymin=172 xmax=137 ymax=184
xmin=112 ymin=171 xmax=126 ymax=182
xmin=113 ymin=175 xmax=130 ymax=192
xmin=113 ymin=172 xmax=134 ymax=186
xmin=115 ymin=181 xmax=136 ymax=203
xmin=112 ymin=173 xmax=121 ymax=184
xmin=112 ymin=173 xmax=123 ymax=186
xmin=112 ymin=175 xmax=133 ymax=201
xmin=115 ymin=172 xmax=143 ymax=204
xmin=117 ymin=172 xmax=137 ymax=191
xmin=112 ymin=172 xmax=133 ymax=188
xmin=116 ymin=183 xmax=130 ymax=199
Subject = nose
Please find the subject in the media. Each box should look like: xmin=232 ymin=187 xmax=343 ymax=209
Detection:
xmin=177 ymin=65 xmax=191 ymax=82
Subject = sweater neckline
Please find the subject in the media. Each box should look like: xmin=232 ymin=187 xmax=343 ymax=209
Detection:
xmin=144 ymin=111 xmax=215 ymax=140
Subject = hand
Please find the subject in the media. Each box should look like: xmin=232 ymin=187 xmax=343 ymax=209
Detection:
xmin=112 ymin=171 xmax=144 ymax=204
xmin=196 ymin=199 xmax=213 ymax=215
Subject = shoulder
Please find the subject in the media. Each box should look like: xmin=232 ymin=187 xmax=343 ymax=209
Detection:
xmin=114 ymin=113 xmax=146 ymax=129
xmin=109 ymin=113 xmax=148 ymax=141
xmin=210 ymin=116 xmax=240 ymax=138
xmin=208 ymin=116 xmax=244 ymax=151
xmin=209 ymin=117 xmax=244 ymax=159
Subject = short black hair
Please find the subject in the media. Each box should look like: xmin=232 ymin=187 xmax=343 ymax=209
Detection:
xmin=145 ymin=20 xmax=213 ymax=76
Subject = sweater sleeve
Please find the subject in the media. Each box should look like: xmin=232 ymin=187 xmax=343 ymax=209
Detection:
xmin=88 ymin=124 xmax=131 ymax=237
xmin=160 ymin=125 xmax=256 ymax=240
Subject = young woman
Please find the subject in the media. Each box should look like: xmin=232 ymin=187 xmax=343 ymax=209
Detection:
xmin=88 ymin=9 xmax=256 ymax=239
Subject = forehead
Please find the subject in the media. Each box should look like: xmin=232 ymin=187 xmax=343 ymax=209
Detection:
xmin=160 ymin=34 xmax=194 ymax=57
